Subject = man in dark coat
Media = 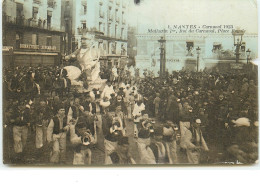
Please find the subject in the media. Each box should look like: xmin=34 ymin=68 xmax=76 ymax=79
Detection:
xmin=166 ymin=93 xmax=179 ymax=125
xmin=11 ymin=100 xmax=31 ymax=163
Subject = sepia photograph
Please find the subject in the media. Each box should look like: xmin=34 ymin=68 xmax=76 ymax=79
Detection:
xmin=1 ymin=0 xmax=259 ymax=166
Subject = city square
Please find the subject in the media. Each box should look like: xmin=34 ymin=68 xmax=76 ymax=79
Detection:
xmin=2 ymin=0 xmax=259 ymax=166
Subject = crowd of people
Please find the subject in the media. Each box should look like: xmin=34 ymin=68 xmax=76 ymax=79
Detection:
xmin=139 ymin=68 xmax=258 ymax=164
xmin=3 ymin=63 xmax=259 ymax=165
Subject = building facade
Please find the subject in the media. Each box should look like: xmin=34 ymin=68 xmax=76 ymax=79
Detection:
xmin=2 ymin=0 xmax=65 ymax=67
xmin=135 ymin=33 xmax=258 ymax=76
xmin=127 ymin=26 xmax=137 ymax=66
xmin=61 ymin=0 xmax=129 ymax=67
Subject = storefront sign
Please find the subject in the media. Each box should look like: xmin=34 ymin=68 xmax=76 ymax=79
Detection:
xmin=20 ymin=44 xmax=56 ymax=51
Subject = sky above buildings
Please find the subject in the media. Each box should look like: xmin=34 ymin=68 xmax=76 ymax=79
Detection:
xmin=128 ymin=0 xmax=258 ymax=34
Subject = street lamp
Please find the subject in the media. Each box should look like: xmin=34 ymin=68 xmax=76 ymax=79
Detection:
xmin=246 ymin=48 xmax=251 ymax=78
xmin=232 ymin=29 xmax=245 ymax=63
xmin=246 ymin=48 xmax=251 ymax=65
xmin=196 ymin=46 xmax=201 ymax=72
xmin=158 ymin=36 xmax=166 ymax=78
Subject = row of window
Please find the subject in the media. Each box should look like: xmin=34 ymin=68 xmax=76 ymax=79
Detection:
xmin=16 ymin=3 xmax=52 ymax=27
xmin=106 ymin=6 xmax=125 ymax=23
xmin=79 ymin=21 xmax=126 ymax=39
xmin=71 ymin=39 xmax=126 ymax=55
xmin=80 ymin=1 xmax=126 ymax=22
xmin=15 ymin=33 xmax=53 ymax=48
xmin=99 ymin=22 xmax=126 ymax=39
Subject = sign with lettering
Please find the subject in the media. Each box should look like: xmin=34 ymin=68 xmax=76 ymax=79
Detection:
xmin=20 ymin=44 xmax=56 ymax=51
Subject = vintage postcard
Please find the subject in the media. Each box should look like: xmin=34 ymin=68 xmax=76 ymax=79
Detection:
xmin=1 ymin=0 xmax=258 ymax=166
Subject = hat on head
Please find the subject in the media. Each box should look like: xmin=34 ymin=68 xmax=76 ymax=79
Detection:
xmin=56 ymin=103 xmax=65 ymax=113
xmin=195 ymin=119 xmax=201 ymax=124
xmin=232 ymin=117 xmax=250 ymax=127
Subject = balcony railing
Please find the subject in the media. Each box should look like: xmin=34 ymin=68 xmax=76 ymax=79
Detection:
xmin=3 ymin=15 xmax=65 ymax=32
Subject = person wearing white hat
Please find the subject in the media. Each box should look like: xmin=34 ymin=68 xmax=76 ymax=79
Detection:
xmin=111 ymin=65 xmax=119 ymax=83
xmin=226 ymin=117 xmax=258 ymax=164
xmin=101 ymin=81 xmax=115 ymax=100
xmin=125 ymin=85 xmax=134 ymax=119
xmin=132 ymin=100 xmax=146 ymax=138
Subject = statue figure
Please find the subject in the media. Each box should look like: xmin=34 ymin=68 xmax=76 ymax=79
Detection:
xmin=65 ymin=33 xmax=101 ymax=83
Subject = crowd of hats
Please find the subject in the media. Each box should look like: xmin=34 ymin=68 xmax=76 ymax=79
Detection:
xmin=138 ymin=69 xmax=258 ymax=126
